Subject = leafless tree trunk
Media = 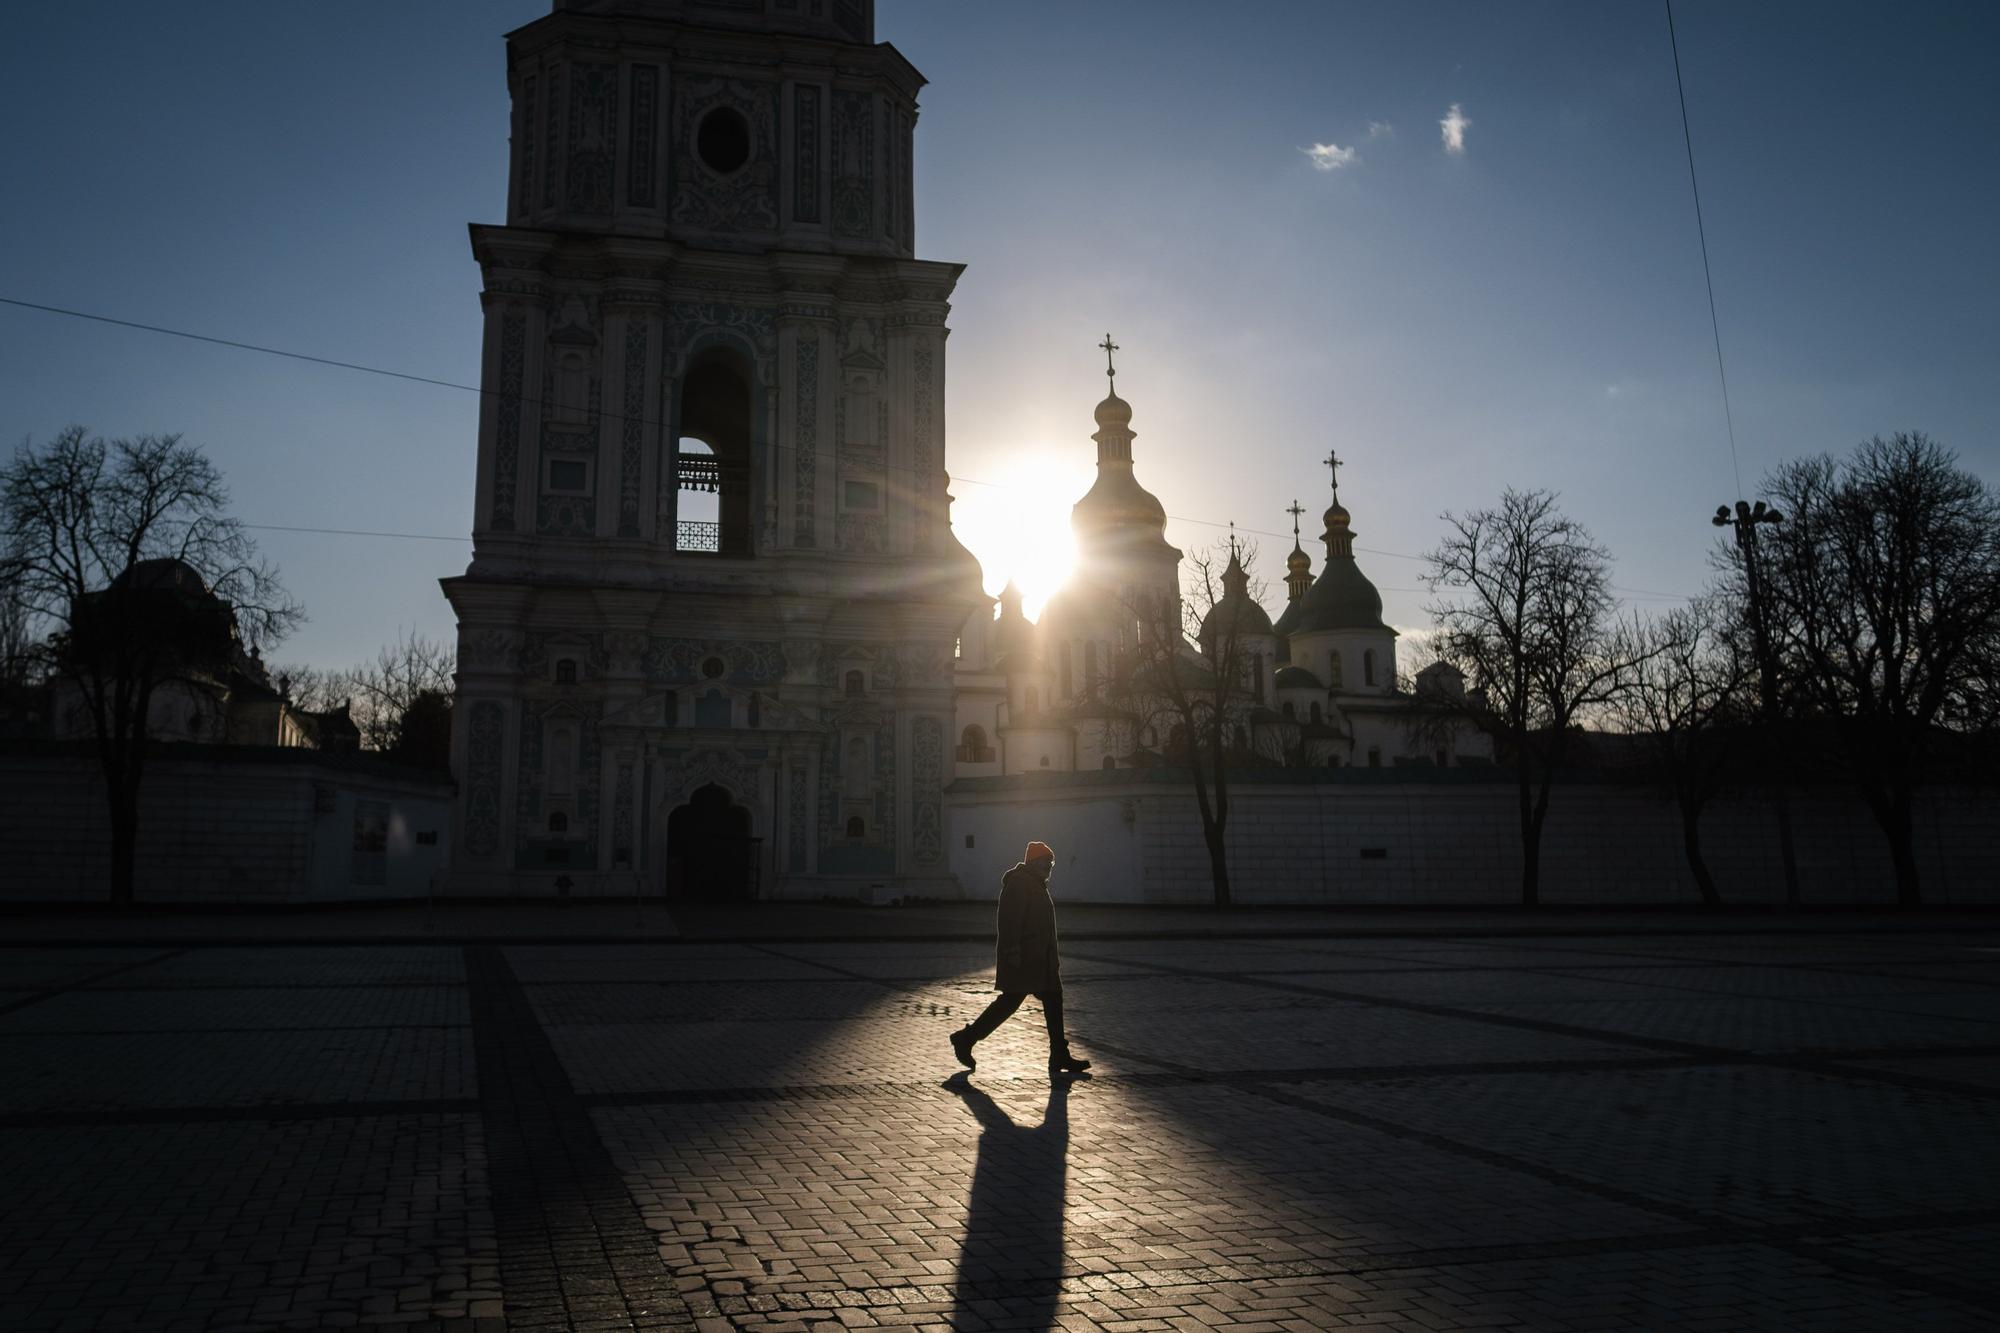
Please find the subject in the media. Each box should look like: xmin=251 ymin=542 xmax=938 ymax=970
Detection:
xmin=1609 ymin=601 xmax=1752 ymax=907
xmin=1107 ymin=543 xmax=1268 ymax=908
xmin=1421 ymin=489 xmax=1648 ymax=907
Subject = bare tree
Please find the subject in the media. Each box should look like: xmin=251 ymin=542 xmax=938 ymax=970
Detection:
xmin=1 ymin=428 xmax=300 ymax=904
xmin=1747 ymin=433 xmax=2000 ymax=907
xmin=1107 ymin=542 xmax=1269 ymax=907
xmin=1421 ymin=488 xmax=1648 ymax=906
xmin=278 ymin=630 xmax=456 ymax=756
xmin=1609 ymin=600 xmax=1752 ymax=907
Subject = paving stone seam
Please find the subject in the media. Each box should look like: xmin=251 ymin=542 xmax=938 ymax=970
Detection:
xmin=1082 ymin=1033 xmax=2000 ymax=1312
xmin=0 ymin=1023 xmax=471 ymax=1036
xmin=0 ymin=949 xmax=187 ymax=1019
xmin=80 ymin=981 xmax=461 ymax=992
xmin=1061 ymin=948 xmax=2000 ymax=1101
xmin=1447 ymin=934 xmax=2000 ymax=992
xmin=464 ymin=945 xmax=698 ymax=1333
xmin=0 ymin=1097 xmax=484 ymax=1129
xmin=707 ymin=1203 xmax=2000 ymax=1307
xmin=13 ymin=918 xmax=2000 ymax=949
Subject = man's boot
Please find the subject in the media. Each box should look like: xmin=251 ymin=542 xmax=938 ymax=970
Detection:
xmin=950 ymin=1027 xmax=977 ymax=1071
xmin=1049 ymin=1046 xmax=1091 ymax=1077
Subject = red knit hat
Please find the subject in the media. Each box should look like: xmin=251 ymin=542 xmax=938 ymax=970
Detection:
xmin=1024 ymin=841 xmax=1055 ymax=864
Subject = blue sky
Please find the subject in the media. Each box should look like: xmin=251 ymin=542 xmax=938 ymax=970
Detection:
xmin=2 ymin=1 xmax=1994 ymax=668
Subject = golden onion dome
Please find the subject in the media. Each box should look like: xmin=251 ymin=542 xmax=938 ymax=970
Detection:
xmin=1072 ymin=389 xmax=1173 ymax=553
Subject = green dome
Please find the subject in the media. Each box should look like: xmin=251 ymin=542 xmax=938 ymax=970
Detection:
xmin=1198 ymin=549 xmax=1275 ymax=643
xmin=1291 ymin=557 xmax=1389 ymax=633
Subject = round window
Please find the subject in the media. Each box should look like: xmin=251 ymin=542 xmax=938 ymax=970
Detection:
xmin=701 ymin=656 xmax=726 ymax=680
xmin=696 ymin=107 xmax=751 ymax=175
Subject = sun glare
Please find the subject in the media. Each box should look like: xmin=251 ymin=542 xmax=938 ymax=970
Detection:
xmin=951 ymin=452 xmax=1088 ymax=622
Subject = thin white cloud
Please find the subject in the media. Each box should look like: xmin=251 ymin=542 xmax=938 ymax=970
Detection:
xmin=1367 ymin=120 xmax=1393 ymax=138
xmin=1440 ymin=104 xmax=1471 ymax=155
xmin=1302 ymin=141 xmax=1360 ymax=171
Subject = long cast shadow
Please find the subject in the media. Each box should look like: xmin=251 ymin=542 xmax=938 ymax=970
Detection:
xmin=947 ymin=1074 xmax=1072 ymax=1332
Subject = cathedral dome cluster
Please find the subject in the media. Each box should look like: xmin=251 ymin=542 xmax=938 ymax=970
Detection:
xmin=950 ymin=355 xmax=1471 ymax=777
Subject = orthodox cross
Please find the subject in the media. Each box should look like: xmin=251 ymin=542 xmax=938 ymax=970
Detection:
xmin=1286 ymin=499 xmax=1305 ymax=543
xmin=1228 ymin=519 xmax=1239 ymax=560
xmin=1324 ymin=450 xmax=1344 ymax=490
xmin=1099 ymin=332 xmax=1120 ymax=387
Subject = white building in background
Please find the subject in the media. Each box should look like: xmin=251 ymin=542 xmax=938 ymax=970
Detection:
xmin=951 ymin=387 xmax=1493 ymax=778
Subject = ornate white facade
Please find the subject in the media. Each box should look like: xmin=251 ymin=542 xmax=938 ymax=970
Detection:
xmin=952 ymin=393 xmax=1494 ymax=778
xmin=443 ymin=0 xmax=983 ymax=898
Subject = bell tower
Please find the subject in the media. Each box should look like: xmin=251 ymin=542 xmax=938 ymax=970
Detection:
xmin=443 ymin=0 xmax=983 ymax=899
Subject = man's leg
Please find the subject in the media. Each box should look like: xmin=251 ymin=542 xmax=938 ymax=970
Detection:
xmin=961 ymin=991 xmax=1026 ymax=1044
xmin=1037 ymin=989 xmax=1067 ymax=1054
xmin=1039 ymin=989 xmax=1091 ymax=1074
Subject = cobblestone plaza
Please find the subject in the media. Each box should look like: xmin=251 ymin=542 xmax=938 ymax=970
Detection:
xmin=2 ymin=915 xmax=1997 ymax=1330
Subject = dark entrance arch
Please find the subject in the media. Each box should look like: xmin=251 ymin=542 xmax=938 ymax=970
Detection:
xmin=664 ymin=783 xmax=760 ymax=901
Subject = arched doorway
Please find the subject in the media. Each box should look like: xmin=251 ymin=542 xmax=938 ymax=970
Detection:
xmin=664 ymin=783 xmax=760 ymax=901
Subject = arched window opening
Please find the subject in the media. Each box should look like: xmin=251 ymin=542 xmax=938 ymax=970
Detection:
xmin=1282 ymin=702 xmax=1296 ymax=720
xmin=1364 ymin=649 xmax=1377 ymax=687
xmin=747 ymin=693 xmax=761 ymax=728
xmin=1310 ymin=702 xmax=1322 ymax=725
xmin=1039 ymin=754 xmax=1050 ymax=768
xmin=845 ymin=815 xmax=865 ymax=839
xmin=554 ymin=658 xmax=577 ymax=685
xmin=1367 ymin=746 xmax=1382 ymax=768
xmin=1328 ymin=653 xmax=1343 ymax=689
xmin=844 ymin=670 xmax=865 ymax=697
xmin=663 ymin=690 xmax=678 ymax=726
xmin=1435 ymin=748 xmax=1449 ymax=768
xmin=674 ymin=352 xmax=754 ymax=557
xmin=1083 ymin=641 xmax=1098 ymax=695
xmin=957 ymin=724 xmax=992 ymax=764
xmin=1252 ymin=653 xmax=1266 ymax=703
xmin=1058 ymin=641 xmax=1073 ymax=699
xmin=1233 ymin=724 xmax=1249 ymax=750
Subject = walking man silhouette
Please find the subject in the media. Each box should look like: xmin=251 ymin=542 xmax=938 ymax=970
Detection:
xmin=951 ymin=841 xmax=1092 ymax=1077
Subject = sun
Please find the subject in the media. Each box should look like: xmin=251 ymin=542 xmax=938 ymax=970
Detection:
xmin=951 ymin=451 xmax=1088 ymax=622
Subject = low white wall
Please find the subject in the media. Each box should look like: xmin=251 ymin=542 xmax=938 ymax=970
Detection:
xmin=946 ymin=772 xmax=2000 ymax=906
xmin=0 ymin=746 xmax=453 ymax=904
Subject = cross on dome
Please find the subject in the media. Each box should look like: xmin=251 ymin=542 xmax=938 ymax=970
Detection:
xmin=1286 ymin=499 xmax=1305 ymax=543
xmin=1098 ymin=332 xmax=1120 ymax=390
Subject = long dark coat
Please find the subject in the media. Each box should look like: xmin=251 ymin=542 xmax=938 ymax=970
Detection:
xmin=994 ymin=862 xmax=1061 ymax=994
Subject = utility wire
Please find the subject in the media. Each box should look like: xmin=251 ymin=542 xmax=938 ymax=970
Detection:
xmin=2 ymin=294 xmax=1695 ymax=603
xmin=1665 ymin=0 xmax=1743 ymax=499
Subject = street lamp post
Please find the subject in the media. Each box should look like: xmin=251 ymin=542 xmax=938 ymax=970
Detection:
xmin=1714 ymin=499 xmax=1801 ymax=907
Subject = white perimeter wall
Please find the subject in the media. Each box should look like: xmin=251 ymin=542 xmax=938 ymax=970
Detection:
xmin=947 ymin=776 xmax=2000 ymax=906
xmin=0 ymin=750 xmax=453 ymax=904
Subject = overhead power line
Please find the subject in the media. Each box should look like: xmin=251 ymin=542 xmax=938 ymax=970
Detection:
xmin=1 ymin=294 xmax=1695 ymax=603
xmin=1665 ymin=0 xmax=1743 ymax=499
